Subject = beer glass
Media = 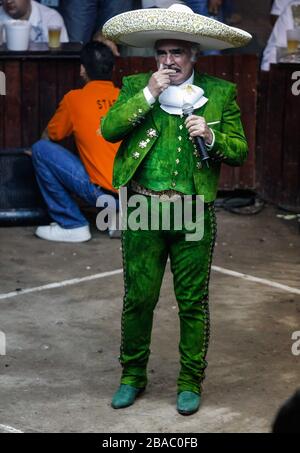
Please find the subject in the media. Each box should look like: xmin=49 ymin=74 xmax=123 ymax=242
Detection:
xmin=48 ymin=23 xmax=62 ymax=49
xmin=286 ymin=29 xmax=300 ymax=54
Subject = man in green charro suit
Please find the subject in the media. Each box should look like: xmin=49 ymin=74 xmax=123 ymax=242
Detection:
xmin=101 ymin=4 xmax=252 ymax=415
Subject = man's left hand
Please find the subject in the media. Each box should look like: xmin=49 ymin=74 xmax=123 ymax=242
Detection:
xmin=185 ymin=115 xmax=213 ymax=145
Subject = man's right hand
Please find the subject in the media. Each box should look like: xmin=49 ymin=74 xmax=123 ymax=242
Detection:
xmin=147 ymin=64 xmax=176 ymax=99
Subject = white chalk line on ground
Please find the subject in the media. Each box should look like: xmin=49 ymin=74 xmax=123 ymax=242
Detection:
xmin=0 ymin=424 xmax=24 ymax=433
xmin=0 ymin=269 xmax=123 ymax=301
xmin=0 ymin=266 xmax=299 ymax=301
xmin=212 ymin=266 xmax=300 ymax=295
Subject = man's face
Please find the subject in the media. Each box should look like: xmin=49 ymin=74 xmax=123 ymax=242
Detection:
xmin=155 ymin=40 xmax=195 ymax=85
xmin=3 ymin=0 xmax=31 ymax=19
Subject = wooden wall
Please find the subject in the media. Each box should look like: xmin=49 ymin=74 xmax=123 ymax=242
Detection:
xmin=0 ymin=55 xmax=81 ymax=150
xmin=256 ymin=64 xmax=300 ymax=211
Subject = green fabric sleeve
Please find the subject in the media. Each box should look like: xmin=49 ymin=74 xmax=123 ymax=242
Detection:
xmin=210 ymin=85 xmax=248 ymax=167
xmin=101 ymin=77 xmax=153 ymax=143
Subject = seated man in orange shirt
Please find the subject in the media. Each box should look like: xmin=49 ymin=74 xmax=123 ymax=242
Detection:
xmin=32 ymin=41 xmax=120 ymax=242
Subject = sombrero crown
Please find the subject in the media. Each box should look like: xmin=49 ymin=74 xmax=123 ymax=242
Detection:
xmin=102 ymin=4 xmax=252 ymax=50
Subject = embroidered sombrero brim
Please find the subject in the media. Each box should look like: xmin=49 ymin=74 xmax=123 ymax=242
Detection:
xmin=102 ymin=7 xmax=252 ymax=50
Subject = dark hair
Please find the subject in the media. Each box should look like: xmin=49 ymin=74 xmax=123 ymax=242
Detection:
xmin=272 ymin=390 xmax=300 ymax=433
xmin=80 ymin=41 xmax=114 ymax=81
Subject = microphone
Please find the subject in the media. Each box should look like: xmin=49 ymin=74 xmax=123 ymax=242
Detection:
xmin=182 ymin=103 xmax=210 ymax=168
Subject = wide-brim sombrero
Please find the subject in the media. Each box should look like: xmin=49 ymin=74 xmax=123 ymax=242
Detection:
xmin=102 ymin=4 xmax=252 ymax=50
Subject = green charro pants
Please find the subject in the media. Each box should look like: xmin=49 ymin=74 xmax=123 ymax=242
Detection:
xmin=119 ymin=196 xmax=217 ymax=394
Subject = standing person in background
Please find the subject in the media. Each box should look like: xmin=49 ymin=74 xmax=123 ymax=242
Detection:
xmin=58 ymin=0 xmax=96 ymax=43
xmin=93 ymin=0 xmax=137 ymax=56
xmin=185 ymin=1 xmax=231 ymax=54
xmin=180 ymin=0 xmax=209 ymax=16
xmin=94 ymin=0 xmax=135 ymax=30
xmin=58 ymin=0 xmax=134 ymax=44
xmin=185 ymin=0 xmax=228 ymax=23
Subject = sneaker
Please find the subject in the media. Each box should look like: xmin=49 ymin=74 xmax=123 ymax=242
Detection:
xmin=35 ymin=223 xmax=91 ymax=243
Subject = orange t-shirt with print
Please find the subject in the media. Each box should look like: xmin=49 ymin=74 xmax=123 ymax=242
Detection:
xmin=47 ymin=80 xmax=120 ymax=192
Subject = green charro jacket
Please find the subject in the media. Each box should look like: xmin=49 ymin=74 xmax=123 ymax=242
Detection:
xmin=101 ymin=71 xmax=248 ymax=202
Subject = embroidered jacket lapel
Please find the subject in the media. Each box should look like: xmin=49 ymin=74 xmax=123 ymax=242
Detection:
xmin=193 ymin=72 xmax=210 ymax=117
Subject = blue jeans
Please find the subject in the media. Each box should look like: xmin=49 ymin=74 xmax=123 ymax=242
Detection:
xmin=185 ymin=0 xmax=225 ymax=55
xmin=95 ymin=0 xmax=135 ymax=30
xmin=59 ymin=0 xmax=98 ymax=43
xmin=32 ymin=140 xmax=117 ymax=229
xmin=59 ymin=0 xmax=134 ymax=43
xmin=185 ymin=0 xmax=209 ymax=16
xmin=185 ymin=0 xmax=226 ymax=22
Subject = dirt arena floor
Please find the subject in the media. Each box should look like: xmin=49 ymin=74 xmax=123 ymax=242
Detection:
xmin=0 ymin=204 xmax=299 ymax=433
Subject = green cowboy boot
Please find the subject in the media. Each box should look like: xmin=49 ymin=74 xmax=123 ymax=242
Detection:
xmin=177 ymin=391 xmax=201 ymax=415
xmin=111 ymin=384 xmax=145 ymax=409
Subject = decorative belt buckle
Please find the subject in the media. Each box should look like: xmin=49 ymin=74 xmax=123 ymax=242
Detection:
xmin=169 ymin=194 xmax=182 ymax=202
xmin=159 ymin=192 xmax=181 ymax=202
xmin=159 ymin=194 xmax=170 ymax=202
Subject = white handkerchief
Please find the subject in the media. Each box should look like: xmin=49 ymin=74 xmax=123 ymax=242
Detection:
xmin=159 ymin=84 xmax=208 ymax=115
